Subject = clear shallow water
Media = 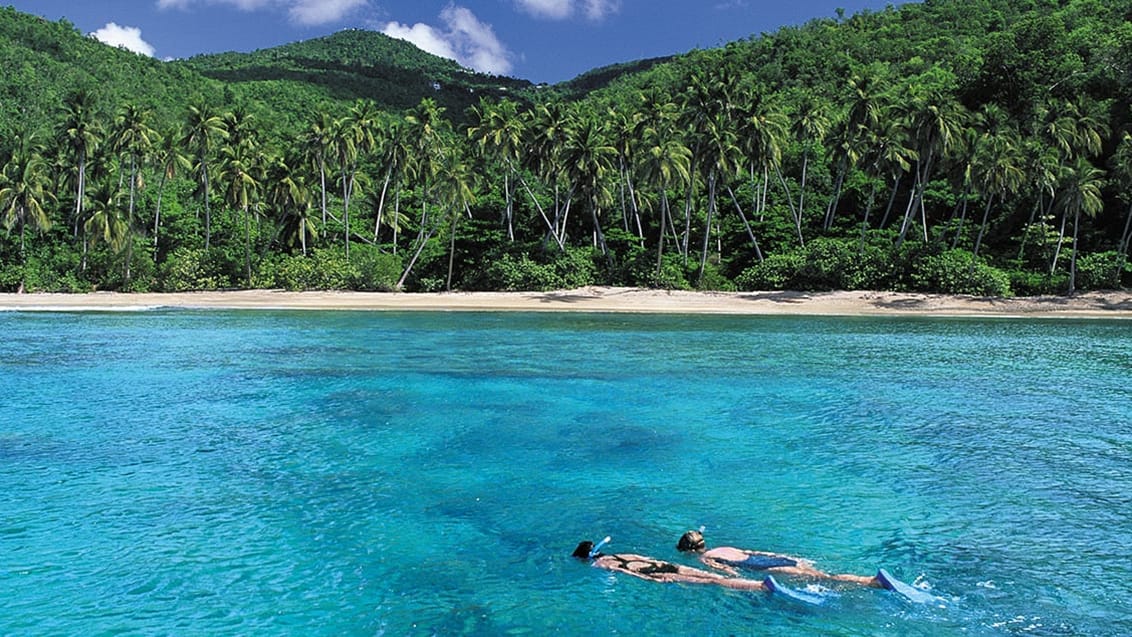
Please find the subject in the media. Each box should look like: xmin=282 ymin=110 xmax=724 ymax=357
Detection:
xmin=1 ymin=310 xmax=1130 ymax=636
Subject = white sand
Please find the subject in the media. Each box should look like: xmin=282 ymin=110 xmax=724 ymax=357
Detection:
xmin=1 ymin=287 xmax=1130 ymax=318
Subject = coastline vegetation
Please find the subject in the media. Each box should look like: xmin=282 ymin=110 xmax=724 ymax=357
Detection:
xmin=1 ymin=0 xmax=1131 ymax=295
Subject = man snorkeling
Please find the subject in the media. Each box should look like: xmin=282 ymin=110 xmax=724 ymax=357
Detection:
xmin=572 ymin=540 xmax=767 ymax=591
xmin=676 ymin=530 xmax=880 ymax=587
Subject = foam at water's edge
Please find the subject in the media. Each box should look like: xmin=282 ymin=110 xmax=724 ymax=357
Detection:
xmin=0 ymin=305 xmax=168 ymax=313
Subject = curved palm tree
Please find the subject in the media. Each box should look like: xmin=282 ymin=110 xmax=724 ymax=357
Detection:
xmin=336 ymin=99 xmax=380 ymax=259
xmin=266 ymin=153 xmax=317 ymax=256
xmin=638 ymin=112 xmax=692 ymax=276
xmin=561 ymin=107 xmax=616 ymax=257
xmin=969 ymin=123 xmax=1025 ymax=265
xmin=523 ymin=100 xmax=573 ymax=249
xmin=84 ymin=184 xmax=129 ymax=257
xmin=396 ymin=98 xmax=450 ymax=288
xmin=736 ymin=88 xmax=789 ymax=235
xmin=1056 ymin=158 xmax=1105 ymax=294
xmin=694 ymin=109 xmax=740 ymax=284
xmin=183 ymin=101 xmax=229 ymax=249
xmin=150 ymin=127 xmax=191 ymax=256
xmin=786 ymin=91 xmax=830 ymax=244
xmin=468 ymin=97 xmax=524 ymax=241
xmin=894 ymin=80 xmax=965 ymax=245
xmin=58 ymin=89 xmax=101 ymax=239
xmin=0 ymin=132 xmax=53 ymax=290
xmin=1110 ymin=133 xmax=1132 ymax=278
xmin=370 ymin=115 xmax=409 ymax=248
xmin=111 ymin=103 xmax=156 ymax=282
xmin=219 ymin=135 xmax=263 ymax=286
xmin=301 ymin=110 xmax=335 ymax=226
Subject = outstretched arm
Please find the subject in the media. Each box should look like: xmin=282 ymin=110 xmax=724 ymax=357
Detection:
xmin=700 ymin=556 xmax=740 ymax=576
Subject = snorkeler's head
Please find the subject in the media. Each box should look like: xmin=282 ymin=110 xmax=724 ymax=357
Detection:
xmin=677 ymin=530 xmax=706 ymax=552
xmin=572 ymin=541 xmax=595 ymax=559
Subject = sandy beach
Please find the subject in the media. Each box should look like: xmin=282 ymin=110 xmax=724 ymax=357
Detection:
xmin=1 ymin=287 xmax=1131 ymax=318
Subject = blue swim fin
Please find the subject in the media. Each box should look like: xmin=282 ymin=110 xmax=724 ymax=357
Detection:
xmin=876 ymin=569 xmax=939 ymax=604
xmin=763 ymin=575 xmax=826 ymax=605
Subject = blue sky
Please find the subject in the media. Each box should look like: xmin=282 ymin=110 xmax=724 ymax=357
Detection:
xmin=6 ymin=1 xmax=904 ymax=84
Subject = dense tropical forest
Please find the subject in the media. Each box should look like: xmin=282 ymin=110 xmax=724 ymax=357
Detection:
xmin=1 ymin=0 xmax=1131 ymax=295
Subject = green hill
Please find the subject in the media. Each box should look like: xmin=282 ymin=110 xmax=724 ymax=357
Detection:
xmin=0 ymin=7 xmax=219 ymax=132
xmin=2 ymin=0 xmax=1131 ymax=295
xmin=176 ymin=29 xmax=535 ymax=124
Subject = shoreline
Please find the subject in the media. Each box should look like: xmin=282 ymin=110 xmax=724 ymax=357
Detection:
xmin=1 ymin=287 xmax=1131 ymax=318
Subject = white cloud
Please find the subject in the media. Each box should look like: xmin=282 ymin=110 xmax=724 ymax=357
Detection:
xmin=91 ymin=23 xmax=156 ymax=57
xmin=382 ymin=5 xmax=513 ymax=76
xmin=289 ymin=0 xmax=368 ymax=26
xmin=156 ymin=0 xmax=367 ymax=26
xmin=514 ymin=0 xmax=619 ymax=21
xmin=382 ymin=21 xmax=458 ymax=60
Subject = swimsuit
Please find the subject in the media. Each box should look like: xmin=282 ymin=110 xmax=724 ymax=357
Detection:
xmin=723 ymin=554 xmax=798 ymax=571
xmin=603 ymin=554 xmax=680 ymax=575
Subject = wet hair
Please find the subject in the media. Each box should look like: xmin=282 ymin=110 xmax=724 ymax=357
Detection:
xmin=677 ymin=530 xmax=706 ymax=552
xmin=572 ymin=541 xmax=595 ymax=559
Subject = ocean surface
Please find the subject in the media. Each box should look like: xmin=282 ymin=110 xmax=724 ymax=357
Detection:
xmin=1 ymin=309 xmax=1129 ymax=636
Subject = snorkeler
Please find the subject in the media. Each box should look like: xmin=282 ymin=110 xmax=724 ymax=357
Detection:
xmin=676 ymin=530 xmax=880 ymax=587
xmin=572 ymin=540 xmax=767 ymax=591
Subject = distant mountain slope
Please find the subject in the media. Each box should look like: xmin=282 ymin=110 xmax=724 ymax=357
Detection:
xmin=0 ymin=7 xmax=219 ymax=132
xmin=175 ymin=29 xmax=535 ymax=121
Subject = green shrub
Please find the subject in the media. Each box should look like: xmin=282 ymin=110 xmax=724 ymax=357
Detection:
xmin=695 ymin=260 xmax=736 ymax=291
xmin=905 ymin=248 xmax=1011 ymax=296
xmin=1007 ymin=270 xmax=1068 ymax=296
xmin=159 ymin=247 xmax=234 ymax=291
xmin=484 ymin=246 xmax=599 ymax=291
xmin=735 ymin=252 xmax=805 ymax=290
xmin=350 ymin=244 xmax=402 ymax=291
xmin=1073 ymin=251 xmax=1123 ymax=291
xmin=646 ymin=253 xmax=691 ymax=289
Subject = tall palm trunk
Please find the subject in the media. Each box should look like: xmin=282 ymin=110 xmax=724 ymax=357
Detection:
xmin=697 ymin=172 xmax=718 ymax=284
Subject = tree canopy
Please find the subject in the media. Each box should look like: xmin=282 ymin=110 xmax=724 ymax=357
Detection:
xmin=2 ymin=0 xmax=1131 ymax=295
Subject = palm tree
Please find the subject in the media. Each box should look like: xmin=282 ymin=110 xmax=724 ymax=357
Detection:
xmin=638 ymin=109 xmax=692 ymax=276
xmin=786 ymin=91 xmax=830 ymax=244
xmin=84 ymin=184 xmax=129 ymax=257
xmin=335 ymin=100 xmax=380 ymax=260
xmin=266 ymin=153 xmax=317 ymax=256
xmin=1033 ymin=97 xmax=1109 ymax=275
xmin=522 ymin=101 xmax=571 ymax=249
xmin=0 ymin=132 xmax=52 ymax=290
xmin=219 ymin=134 xmax=262 ymax=286
xmin=301 ymin=110 xmax=335 ymax=226
xmin=150 ymin=127 xmax=191 ymax=256
xmin=1056 ymin=158 xmax=1105 ymax=294
xmin=111 ymin=103 xmax=156 ymax=281
xmin=371 ymin=115 xmax=410 ymax=248
xmin=561 ymin=107 xmax=616 ymax=257
xmin=969 ymin=123 xmax=1025 ymax=266
xmin=58 ymin=89 xmax=101 ymax=240
xmin=735 ymin=88 xmax=789 ymax=233
xmin=894 ymin=79 xmax=965 ymax=245
xmin=467 ymin=97 xmax=525 ymax=241
xmin=1110 ymin=133 xmax=1132 ymax=280
xmin=608 ymin=105 xmax=645 ymax=237
xmin=397 ymin=98 xmax=450 ymax=289
xmin=694 ymin=109 xmax=740 ymax=284
xmin=439 ymin=146 xmax=478 ymax=291
xmin=183 ymin=101 xmax=229 ymax=249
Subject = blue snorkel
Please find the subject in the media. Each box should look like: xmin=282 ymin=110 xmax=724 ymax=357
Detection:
xmin=589 ymin=536 xmax=611 ymax=558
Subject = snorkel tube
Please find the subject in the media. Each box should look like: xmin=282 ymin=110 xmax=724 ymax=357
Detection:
xmin=589 ymin=536 xmax=611 ymax=558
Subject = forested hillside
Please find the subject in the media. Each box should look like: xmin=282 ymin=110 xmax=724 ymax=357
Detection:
xmin=1 ymin=0 xmax=1130 ymax=295
xmin=178 ymin=29 xmax=533 ymax=127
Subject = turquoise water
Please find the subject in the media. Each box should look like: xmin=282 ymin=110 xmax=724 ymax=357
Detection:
xmin=1 ymin=310 xmax=1130 ymax=636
